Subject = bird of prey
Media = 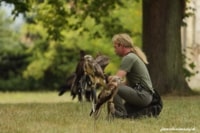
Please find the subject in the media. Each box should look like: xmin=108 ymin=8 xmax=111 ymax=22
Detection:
xmin=58 ymin=50 xmax=110 ymax=104
xmin=90 ymin=76 xmax=122 ymax=120
xmin=82 ymin=54 xmax=108 ymax=105
xmin=70 ymin=50 xmax=86 ymax=101
xmin=83 ymin=55 xmax=106 ymax=87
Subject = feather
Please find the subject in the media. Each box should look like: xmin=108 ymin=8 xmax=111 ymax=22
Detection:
xmin=95 ymin=55 xmax=110 ymax=71
xmin=70 ymin=50 xmax=86 ymax=100
xmin=58 ymin=73 xmax=76 ymax=96
xmin=90 ymin=76 xmax=121 ymax=119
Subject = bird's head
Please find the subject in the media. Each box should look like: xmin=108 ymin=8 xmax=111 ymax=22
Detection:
xmin=84 ymin=55 xmax=93 ymax=62
xmin=83 ymin=55 xmax=95 ymax=75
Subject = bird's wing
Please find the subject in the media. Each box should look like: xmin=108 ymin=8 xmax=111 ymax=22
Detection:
xmin=95 ymin=55 xmax=110 ymax=70
xmin=70 ymin=51 xmax=86 ymax=100
xmin=90 ymin=80 xmax=118 ymax=118
xmin=93 ymin=61 xmax=105 ymax=78
xmin=58 ymin=73 xmax=76 ymax=96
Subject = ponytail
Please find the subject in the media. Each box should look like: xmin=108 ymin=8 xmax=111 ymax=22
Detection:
xmin=131 ymin=46 xmax=149 ymax=64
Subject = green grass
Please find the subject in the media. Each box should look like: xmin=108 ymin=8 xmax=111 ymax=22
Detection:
xmin=0 ymin=92 xmax=199 ymax=133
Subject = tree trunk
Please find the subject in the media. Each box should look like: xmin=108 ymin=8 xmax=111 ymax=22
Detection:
xmin=142 ymin=0 xmax=192 ymax=95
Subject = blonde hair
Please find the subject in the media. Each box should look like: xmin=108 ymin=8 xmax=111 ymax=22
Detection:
xmin=112 ymin=33 xmax=149 ymax=64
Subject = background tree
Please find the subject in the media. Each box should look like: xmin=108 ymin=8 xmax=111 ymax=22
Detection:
xmin=142 ymin=0 xmax=192 ymax=94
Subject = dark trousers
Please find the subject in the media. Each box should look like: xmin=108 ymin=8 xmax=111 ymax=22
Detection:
xmin=113 ymin=84 xmax=153 ymax=116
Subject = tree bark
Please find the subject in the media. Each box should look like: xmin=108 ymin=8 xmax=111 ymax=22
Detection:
xmin=142 ymin=0 xmax=192 ymax=95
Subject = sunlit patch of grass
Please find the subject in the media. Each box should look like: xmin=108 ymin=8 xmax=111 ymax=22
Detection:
xmin=0 ymin=92 xmax=199 ymax=133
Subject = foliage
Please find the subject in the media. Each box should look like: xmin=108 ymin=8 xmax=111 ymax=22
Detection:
xmin=182 ymin=49 xmax=199 ymax=81
xmin=0 ymin=0 xmax=29 ymax=18
xmin=1 ymin=0 xmax=131 ymax=40
xmin=0 ymin=10 xmax=30 ymax=90
xmin=0 ymin=0 xmax=142 ymax=90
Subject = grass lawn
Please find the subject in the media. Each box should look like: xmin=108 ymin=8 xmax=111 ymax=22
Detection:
xmin=0 ymin=91 xmax=199 ymax=133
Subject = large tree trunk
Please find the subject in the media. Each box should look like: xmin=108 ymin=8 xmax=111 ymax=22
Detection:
xmin=142 ymin=0 xmax=192 ymax=95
